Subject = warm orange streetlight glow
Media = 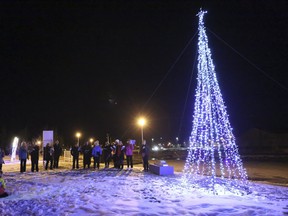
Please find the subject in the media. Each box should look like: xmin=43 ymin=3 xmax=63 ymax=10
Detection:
xmin=76 ymin=132 xmax=81 ymax=144
xmin=137 ymin=117 xmax=146 ymax=143
xmin=137 ymin=118 xmax=146 ymax=127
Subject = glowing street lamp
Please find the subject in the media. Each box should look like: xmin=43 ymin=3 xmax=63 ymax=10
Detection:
xmin=89 ymin=138 xmax=94 ymax=145
xmin=137 ymin=117 xmax=146 ymax=144
xmin=76 ymin=132 xmax=81 ymax=145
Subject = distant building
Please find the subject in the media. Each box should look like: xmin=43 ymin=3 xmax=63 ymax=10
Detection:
xmin=238 ymin=128 xmax=288 ymax=154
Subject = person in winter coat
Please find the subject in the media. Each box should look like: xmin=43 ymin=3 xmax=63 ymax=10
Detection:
xmin=19 ymin=141 xmax=28 ymax=173
xmin=0 ymin=171 xmax=8 ymax=198
xmin=82 ymin=142 xmax=92 ymax=169
xmin=125 ymin=139 xmax=135 ymax=170
xmin=140 ymin=139 xmax=149 ymax=171
xmin=111 ymin=142 xmax=117 ymax=168
xmin=102 ymin=142 xmax=112 ymax=168
xmin=115 ymin=140 xmax=125 ymax=169
xmin=53 ymin=140 xmax=62 ymax=169
xmin=92 ymin=140 xmax=102 ymax=169
xmin=71 ymin=143 xmax=80 ymax=169
xmin=0 ymin=147 xmax=5 ymax=171
xmin=30 ymin=141 xmax=39 ymax=172
xmin=45 ymin=143 xmax=54 ymax=170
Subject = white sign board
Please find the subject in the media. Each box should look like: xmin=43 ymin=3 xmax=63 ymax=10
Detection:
xmin=43 ymin=130 xmax=53 ymax=147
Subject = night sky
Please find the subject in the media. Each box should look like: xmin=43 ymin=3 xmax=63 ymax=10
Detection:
xmin=0 ymin=0 xmax=287 ymax=146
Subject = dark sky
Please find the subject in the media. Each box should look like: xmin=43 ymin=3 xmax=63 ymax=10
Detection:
xmin=0 ymin=0 xmax=287 ymax=145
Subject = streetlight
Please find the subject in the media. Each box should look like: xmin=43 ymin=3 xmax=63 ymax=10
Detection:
xmin=76 ymin=132 xmax=81 ymax=145
xmin=89 ymin=138 xmax=94 ymax=145
xmin=137 ymin=117 xmax=146 ymax=144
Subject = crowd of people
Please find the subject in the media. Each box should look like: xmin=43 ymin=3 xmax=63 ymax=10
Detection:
xmin=70 ymin=138 xmax=150 ymax=171
xmin=0 ymin=138 xmax=150 ymax=198
xmin=16 ymin=140 xmax=63 ymax=173
xmin=0 ymin=138 xmax=150 ymax=173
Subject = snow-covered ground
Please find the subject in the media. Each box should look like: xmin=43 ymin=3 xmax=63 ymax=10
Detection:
xmin=1 ymin=157 xmax=288 ymax=216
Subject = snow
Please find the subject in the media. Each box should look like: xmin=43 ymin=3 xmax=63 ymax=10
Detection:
xmin=1 ymin=157 xmax=288 ymax=216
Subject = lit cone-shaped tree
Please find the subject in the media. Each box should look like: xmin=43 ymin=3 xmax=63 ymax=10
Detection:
xmin=183 ymin=9 xmax=250 ymax=195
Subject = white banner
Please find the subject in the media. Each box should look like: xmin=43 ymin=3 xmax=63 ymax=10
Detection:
xmin=43 ymin=130 xmax=53 ymax=147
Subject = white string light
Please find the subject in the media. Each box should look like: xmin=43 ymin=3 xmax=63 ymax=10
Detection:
xmin=182 ymin=9 xmax=250 ymax=195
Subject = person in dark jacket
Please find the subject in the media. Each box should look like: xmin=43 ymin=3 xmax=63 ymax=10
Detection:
xmin=45 ymin=143 xmax=54 ymax=170
xmin=71 ymin=143 xmax=80 ymax=169
xmin=111 ymin=142 xmax=117 ymax=168
xmin=30 ymin=141 xmax=39 ymax=172
xmin=102 ymin=142 xmax=112 ymax=168
xmin=53 ymin=140 xmax=62 ymax=169
xmin=115 ymin=140 xmax=125 ymax=169
xmin=0 ymin=147 xmax=5 ymax=172
xmin=140 ymin=139 xmax=149 ymax=171
xmin=19 ymin=141 xmax=28 ymax=173
xmin=82 ymin=141 xmax=92 ymax=169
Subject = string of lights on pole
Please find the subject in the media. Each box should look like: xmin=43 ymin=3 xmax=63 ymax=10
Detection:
xmin=182 ymin=9 xmax=250 ymax=195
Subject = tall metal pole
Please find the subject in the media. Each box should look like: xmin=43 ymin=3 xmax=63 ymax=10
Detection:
xmin=141 ymin=126 xmax=144 ymax=144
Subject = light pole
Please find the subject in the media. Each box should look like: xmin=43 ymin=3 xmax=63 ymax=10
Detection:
xmin=76 ymin=132 xmax=81 ymax=145
xmin=137 ymin=117 xmax=146 ymax=144
xmin=90 ymin=138 xmax=94 ymax=145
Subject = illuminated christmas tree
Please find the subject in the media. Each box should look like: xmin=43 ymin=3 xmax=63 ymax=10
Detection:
xmin=183 ymin=9 xmax=250 ymax=195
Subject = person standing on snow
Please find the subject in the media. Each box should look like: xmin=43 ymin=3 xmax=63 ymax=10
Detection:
xmin=19 ymin=141 xmax=28 ymax=173
xmin=30 ymin=141 xmax=39 ymax=172
xmin=71 ymin=143 xmax=80 ymax=169
xmin=115 ymin=140 xmax=125 ymax=169
xmin=140 ymin=139 xmax=150 ymax=172
xmin=111 ymin=141 xmax=117 ymax=168
xmin=53 ymin=140 xmax=62 ymax=169
xmin=82 ymin=141 xmax=92 ymax=169
xmin=92 ymin=140 xmax=102 ymax=169
xmin=0 ymin=147 xmax=5 ymax=171
xmin=45 ymin=143 xmax=54 ymax=170
xmin=125 ymin=139 xmax=135 ymax=170
xmin=102 ymin=142 xmax=112 ymax=168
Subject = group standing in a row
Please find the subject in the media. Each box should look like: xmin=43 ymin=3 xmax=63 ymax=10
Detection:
xmin=70 ymin=139 xmax=136 ymax=170
xmin=18 ymin=140 xmax=62 ymax=173
xmin=70 ymin=138 xmax=149 ymax=171
xmin=2 ymin=138 xmax=149 ymax=173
